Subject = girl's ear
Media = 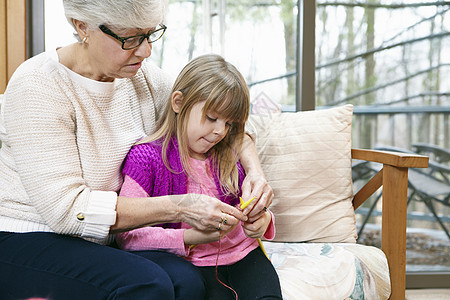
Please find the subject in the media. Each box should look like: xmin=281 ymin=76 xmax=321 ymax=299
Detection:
xmin=171 ymin=91 xmax=184 ymax=113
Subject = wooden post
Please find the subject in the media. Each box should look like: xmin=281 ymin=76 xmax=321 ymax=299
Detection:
xmin=382 ymin=165 xmax=408 ymax=300
xmin=0 ymin=0 xmax=27 ymax=93
xmin=296 ymin=0 xmax=315 ymax=111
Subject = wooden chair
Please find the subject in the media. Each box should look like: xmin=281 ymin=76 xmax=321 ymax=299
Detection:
xmin=352 ymin=149 xmax=428 ymax=299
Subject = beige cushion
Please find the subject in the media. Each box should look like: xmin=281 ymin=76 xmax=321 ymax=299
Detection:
xmin=250 ymin=104 xmax=357 ymax=243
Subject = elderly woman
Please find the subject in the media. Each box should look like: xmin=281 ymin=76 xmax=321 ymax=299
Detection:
xmin=0 ymin=0 xmax=273 ymax=299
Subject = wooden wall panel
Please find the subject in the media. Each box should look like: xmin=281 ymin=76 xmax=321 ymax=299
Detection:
xmin=0 ymin=0 xmax=26 ymax=94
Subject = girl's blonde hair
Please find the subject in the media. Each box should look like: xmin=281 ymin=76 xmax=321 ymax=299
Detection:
xmin=141 ymin=54 xmax=250 ymax=196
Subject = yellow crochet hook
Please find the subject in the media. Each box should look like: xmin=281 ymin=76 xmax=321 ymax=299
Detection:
xmin=240 ymin=197 xmax=255 ymax=210
xmin=239 ymin=197 xmax=270 ymax=260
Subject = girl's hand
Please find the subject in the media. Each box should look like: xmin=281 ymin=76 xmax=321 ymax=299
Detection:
xmin=241 ymin=211 xmax=272 ymax=239
xmin=183 ymin=222 xmax=238 ymax=245
xmin=174 ymin=193 xmax=247 ymax=232
xmin=240 ymin=171 xmax=274 ymax=221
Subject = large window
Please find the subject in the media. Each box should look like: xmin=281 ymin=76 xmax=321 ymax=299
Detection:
xmin=156 ymin=0 xmax=292 ymax=106
xmin=315 ymin=0 xmax=450 ymax=278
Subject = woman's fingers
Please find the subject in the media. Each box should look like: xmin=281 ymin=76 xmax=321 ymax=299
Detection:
xmin=240 ymin=174 xmax=274 ymax=218
xmin=249 ymin=184 xmax=273 ymax=218
xmin=176 ymin=194 xmax=246 ymax=231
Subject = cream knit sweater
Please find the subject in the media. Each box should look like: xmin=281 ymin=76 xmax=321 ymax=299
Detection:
xmin=0 ymin=49 xmax=172 ymax=244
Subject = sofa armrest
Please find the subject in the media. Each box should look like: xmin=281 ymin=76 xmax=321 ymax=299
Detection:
xmin=352 ymin=148 xmax=429 ymax=168
xmin=351 ymin=148 xmax=428 ymax=300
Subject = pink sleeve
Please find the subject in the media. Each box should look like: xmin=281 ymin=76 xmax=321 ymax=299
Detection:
xmin=119 ymin=174 xmax=150 ymax=197
xmin=116 ymin=175 xmax=189 ymax=256
xmin=263 ymin=210 xmax=276 ymax=241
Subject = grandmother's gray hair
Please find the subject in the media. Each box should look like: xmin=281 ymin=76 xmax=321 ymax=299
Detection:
xmin=63 ymin=0 xmax=168 ymax=41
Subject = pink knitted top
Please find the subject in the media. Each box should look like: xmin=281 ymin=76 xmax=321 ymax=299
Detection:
xmin=116 ymin=138 xmax=275 ymax=266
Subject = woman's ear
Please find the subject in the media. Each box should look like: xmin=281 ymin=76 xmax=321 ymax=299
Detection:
xmin=73 ymin=19 xmax=89 ymax=41
xmin=171 ymin=91 xmax=184 ymax=113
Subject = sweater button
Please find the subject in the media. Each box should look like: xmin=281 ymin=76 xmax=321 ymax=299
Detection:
xmin=77 ymin=213 xmax=85 ymax=221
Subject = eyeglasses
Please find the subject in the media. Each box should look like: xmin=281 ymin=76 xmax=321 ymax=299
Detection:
xmin=98 ymin=24 xmax=167 ymax=50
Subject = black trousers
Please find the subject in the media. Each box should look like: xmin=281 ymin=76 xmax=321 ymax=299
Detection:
xmin=197 ymin=247 xmax=282 ymax=300
xmin=0 ymin=232 xmax=205 ymax=300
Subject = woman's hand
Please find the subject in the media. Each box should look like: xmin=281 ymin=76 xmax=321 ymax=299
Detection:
xmin=239 ymin=134 xmax=274 ymax=221
xmin=240 ymin=171 xmax=274 ymax=222
xmin=242 ymin=211 xmax=272 ymax=239
xmin=112 ymin=193 xmax=246 ymax=234
xmin=174 ymin=193 xmax=247 ymax=232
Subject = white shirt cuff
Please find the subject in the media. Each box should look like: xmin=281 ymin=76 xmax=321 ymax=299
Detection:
xmin=77 ymin=190 xmax=117 ymax=240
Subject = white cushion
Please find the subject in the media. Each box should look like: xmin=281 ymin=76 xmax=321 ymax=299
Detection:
xmin=249 ymin=104 xmax=357 ymax=242
xmin=262 ymin=241 xmax=390 ymax=300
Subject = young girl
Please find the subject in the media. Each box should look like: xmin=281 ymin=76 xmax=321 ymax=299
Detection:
xmin=116 ymin=54 xmax=282 ymax=299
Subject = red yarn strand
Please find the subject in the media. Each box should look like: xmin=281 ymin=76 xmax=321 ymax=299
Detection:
xmin=215 ymin=232 xmax=238 ymax=300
